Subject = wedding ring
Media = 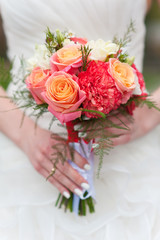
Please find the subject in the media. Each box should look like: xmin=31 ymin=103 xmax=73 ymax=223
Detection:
xmin=46 ymin=166 xmax=56 ymax=180
xmin=50 ymin=167 xmax=56 ymax=175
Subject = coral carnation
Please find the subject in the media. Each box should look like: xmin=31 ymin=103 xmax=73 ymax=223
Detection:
xmin=78 ymin=61 xmax=122 ymax=117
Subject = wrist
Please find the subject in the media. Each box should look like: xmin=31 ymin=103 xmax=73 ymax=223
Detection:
xmin=15 ymin=115 xmax=35 ymax=151
xmin=150 ymin=88 xmax=160 ymax=125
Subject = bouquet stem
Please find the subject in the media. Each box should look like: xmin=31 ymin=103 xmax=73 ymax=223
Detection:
xmin=55 ymin=192 xmax=95 ymax=216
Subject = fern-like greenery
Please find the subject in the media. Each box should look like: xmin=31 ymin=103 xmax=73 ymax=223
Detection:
xmin=74 ymin=96 xmax=160 ymax=177
xmin=126 ymin=95 xmax=160 ymax=111
xmin=80 ymin=45 xmax=92 ymax=71
xmin=113 ymin=20 xmax=136 ymax=62
xmin=113 ymin=19 xmax=136 ymax=50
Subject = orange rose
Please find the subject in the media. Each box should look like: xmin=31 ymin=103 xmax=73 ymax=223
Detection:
xmin=42 ymin=71 xmax=86 ymax=123
xmin=50 ymin=45 xmax=82 ymax=73
xmin=26 ymin=67 xmax=49 ymax=86
xmin=25 ymin=67 xmax=51 ymax=104
xmin=57 ymin=45 xmax=82 ymax=65
xmin=109 ymin=58 xmax=136 ymax=93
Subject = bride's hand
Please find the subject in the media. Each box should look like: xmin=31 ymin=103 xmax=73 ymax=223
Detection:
xmin=19 ymin=123 xmax=90 ymax=199
xmin=0 ymin=87 xmax=90 ymax=199
xmin=76 ymin=89 xmax=160 ymax=147
xmin=112 ymin=104 xmax=160 ymax=146
xmin=113 ymin=88 xmax=160 ymax=145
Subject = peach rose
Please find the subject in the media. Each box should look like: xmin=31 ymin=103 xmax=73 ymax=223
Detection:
xmin=50 ymin=45 xmax=82 ymax=74
xmin=42 ymin=71 xmax=86 ymax=123
xmin=109 ymin=58 xmax=136 ymax=93
xmin=25 ymin=67 xmax=51 ymax=104
xmin=108 ymin=58 xmax=136 ymax=103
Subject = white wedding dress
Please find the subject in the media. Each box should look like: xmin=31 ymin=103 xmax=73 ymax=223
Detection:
xmin=1 ymin=0 xmax=160 ymax=239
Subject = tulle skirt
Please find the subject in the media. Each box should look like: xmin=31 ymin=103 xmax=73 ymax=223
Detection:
xmin=1 ymin=125 xmax=160 ymax=240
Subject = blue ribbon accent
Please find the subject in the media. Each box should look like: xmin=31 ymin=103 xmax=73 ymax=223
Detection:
xmin=68 ymin=140 xmax=95 ymax=215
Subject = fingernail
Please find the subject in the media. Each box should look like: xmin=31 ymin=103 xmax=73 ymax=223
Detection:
xmin=73 ymin=124 xmax=82 ymax=131
xmin=81 ymin=183 xmax=90 ymax=190
xmin=84 ymin=164 xmax=91 ymax=171
xmin=83 ymin=116 xmax=90 ymax=120
xmin=92 ymin=143 xmax=99 ymax=149
xmin=74 ymin=188 xmax=83 ymax=197
xmin=63 ymin=191 xmax=70 ymax=199
xmin=78 ymin=132 xmax=87 ymax=138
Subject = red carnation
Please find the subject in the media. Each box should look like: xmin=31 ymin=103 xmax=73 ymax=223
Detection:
xmin=78 ymin=61 xmax=122 ymax=117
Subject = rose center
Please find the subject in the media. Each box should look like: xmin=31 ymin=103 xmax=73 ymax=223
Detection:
xmin=57 ymin=46 xmax=82 ymax=64
xmin=114 ymin=64 xmax=134 ymax=87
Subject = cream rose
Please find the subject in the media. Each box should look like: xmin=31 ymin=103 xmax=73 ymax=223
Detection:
xmin=87 ymin=39 xmax=119 ymax=61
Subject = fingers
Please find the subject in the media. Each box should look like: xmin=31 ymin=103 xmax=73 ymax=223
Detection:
xmin=49 ymin=134 xmax=91 ymax=170
xmin=108 ymin=114 xmax=131 ymax=126
xmin=112 ymin=133 xmax=131 ymax=146
xmin=74 ymin=114 xmax=131 ymax=141
xmin=40 ymin=157 xmax=90 ymax=197
xmin=34 ymin=133 xmax=91 ymax=196
xmin=53 ymin=168 xmax=84 ymax=196
xmin=57 ymin=161 xmax=89 ymax=189
xmin=38 ymin=167 xmax=71 ymax=199
xmin=67 ymin=146 xmax=91 ymax=170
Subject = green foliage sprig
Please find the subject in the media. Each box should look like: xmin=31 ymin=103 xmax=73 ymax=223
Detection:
xmin=45 ymin=28 xmax=74 ymax=54
xmin=113 ymin=20 xmax=136 ymax=62
xmin=113 ymin=19 xmax=136 ymax=50
xmin=75 ymin=95 xmax=160 ymax=177
xmin=126 ymin=95 xmax=160 ymax=111
xmin=75 ymin=110 xmax=131 ymax=177
xmin=80 ymin=45 xmax=92 ymax=71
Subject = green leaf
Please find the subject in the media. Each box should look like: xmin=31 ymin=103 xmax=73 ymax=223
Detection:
xmin=77 ymin=108 xmax=106 ymax=119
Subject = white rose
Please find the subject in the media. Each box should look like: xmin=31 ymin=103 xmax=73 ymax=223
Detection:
xmin=87 ymin=39 xmax=119 ymax=62
xmin=27 ymin=44 xmax=51 ymax=71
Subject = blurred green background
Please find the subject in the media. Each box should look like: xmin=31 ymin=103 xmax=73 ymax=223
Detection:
xmin=143 ymin=0 xmax=160 ymax=92
xmin=0 ymin=1 xmax=160 ymax=92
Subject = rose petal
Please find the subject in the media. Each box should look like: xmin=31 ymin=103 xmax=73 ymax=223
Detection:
xmin=50 ymin=53 xmax=82 ymax=73
xmin=70 ymin=37 xmax=88 ymax=45
xmin=41 ymin=71 xmax=86 ymax=122
xmin=50 ymin=45 xmax=82 ymax=73
xmin=42 ymin=89 xmax=86 ymax=114
xmin=109 ymin=58 xmax=136 ymax=93
xmin=62 ymin=90 xmax=86 ymax=113
xmin=29 ymin=86 xmax=45 ymax=104
xmin=25 ymin=68 xmax=51 ymax=104
xmin=48 ymin=105 xmax=82 ymax=124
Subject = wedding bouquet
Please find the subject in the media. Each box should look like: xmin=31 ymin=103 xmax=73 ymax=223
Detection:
xmin=11 ymin=23 xmax=158 ymax=216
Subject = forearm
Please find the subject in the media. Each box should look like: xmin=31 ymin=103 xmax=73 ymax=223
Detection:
xmin=152 ymin=87 xmax=160 ymax=107
xmin=0 ymin=86 xmax=34 ymax=148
